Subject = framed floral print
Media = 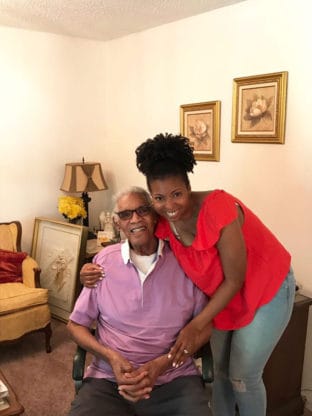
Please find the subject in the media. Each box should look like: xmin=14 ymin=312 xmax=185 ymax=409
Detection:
xmin=231 ymin=71 xmax=288 ymax=143
xmin=180 ymin=100 xmax=221 ymax=161
xmin=31 ymin=217 xmax=88 ymax=322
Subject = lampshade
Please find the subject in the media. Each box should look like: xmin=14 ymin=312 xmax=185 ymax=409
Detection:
xmin=60 ymin=162 xmax=108 ymax=193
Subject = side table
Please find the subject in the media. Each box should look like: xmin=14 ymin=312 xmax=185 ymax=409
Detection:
xmin=85 ymin=238 xmax=119 ymax=262
xmin=0 ymin=370 xmax=24 ymax=416
xmin=85 ymin=239 xmax=102 ymax=261
xmin=263 ymin=293 xmax=312 ymax=416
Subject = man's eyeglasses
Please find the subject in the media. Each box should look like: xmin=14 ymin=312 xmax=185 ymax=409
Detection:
xmin=114 ymin=205 xmax=152 ymax=221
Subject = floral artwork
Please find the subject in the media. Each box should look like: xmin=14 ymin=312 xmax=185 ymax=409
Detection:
xmin=232 ymin=71 xmax=288 ymax=143
xmin=187 ymin=113 xmax=212 ymax=152
xmin=180 ymin=101 xmax=221 ymax=161
xmin=243 ymin=92 xmax=274 ymax=129
xmin=31 ymin=218 xmax=88 ymax=321
xmin=239 ymin=85 xmax=275 ymax=133
xmin=49 ymin=250 xmax=74 ymax=293
xmin=248 ymin=96 xmax=271 ymax=119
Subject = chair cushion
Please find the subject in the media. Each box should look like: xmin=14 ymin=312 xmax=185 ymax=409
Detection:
xmin=0 ymin=283 xmax=49 ymax=315
xmin=0 ymin=249 xmax=27 ymax=283
xmin=0 ymin=304 xmax=51 ymax=342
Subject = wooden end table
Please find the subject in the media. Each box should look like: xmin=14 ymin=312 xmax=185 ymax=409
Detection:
xmin=0 ymin=370 xmax=24 ymax=416
xmin=263 ymin=294 xmax=312 ymax=416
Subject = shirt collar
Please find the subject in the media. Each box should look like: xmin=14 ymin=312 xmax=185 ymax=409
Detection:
xmin=121 ymin=238 xmax=164 ymax=264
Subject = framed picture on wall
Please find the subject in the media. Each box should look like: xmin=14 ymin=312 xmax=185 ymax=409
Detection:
xmin=180 ymin=100 xmax=221 ymax=161
xmin=31 ymin=217 xmax=88 ymax=322
xmin=231 ymin=71 xmax=288 ymax=143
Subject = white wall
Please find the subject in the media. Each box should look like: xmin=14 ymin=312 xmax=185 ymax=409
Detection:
xmin=104 ymin=0 xmax=312 ymax=292
xmin=0 ymin=27 xmax=109 ymax=246
xmin=0 ymin=0 xmax=311 ymax=407
xmin=102 ymin=0 xmax=312 ymax=406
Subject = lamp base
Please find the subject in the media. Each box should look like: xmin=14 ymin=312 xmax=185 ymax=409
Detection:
xmin=81 ymin=192 xmax=91 ymax=227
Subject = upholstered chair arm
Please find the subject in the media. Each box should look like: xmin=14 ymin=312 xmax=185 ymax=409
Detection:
xmin=73 ymin=345 xmax=87 ymax=394
xmin=194 ymin=342 xmax=214 ymax=384
xmin=72 ymin=327 xmax=95 ymax=394
xmin=22 ymin=256 xmax=41 ymax=288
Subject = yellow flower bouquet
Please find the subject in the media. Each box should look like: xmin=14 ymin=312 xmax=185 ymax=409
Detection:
xmin=58 ymin=196 xmax=87 ymax=222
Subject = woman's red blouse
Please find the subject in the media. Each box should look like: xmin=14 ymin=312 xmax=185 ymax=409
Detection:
xmin=155 ymin=190 xmax=291 ymax=330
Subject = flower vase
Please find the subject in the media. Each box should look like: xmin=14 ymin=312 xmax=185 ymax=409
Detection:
xmin=68 ymin=217 xmax=82 ymax=225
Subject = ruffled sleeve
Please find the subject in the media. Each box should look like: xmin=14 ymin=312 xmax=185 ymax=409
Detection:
xmin=194 ymin=190 xmax=238 ymax=249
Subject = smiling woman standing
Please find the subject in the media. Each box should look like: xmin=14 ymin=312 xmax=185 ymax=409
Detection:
xmin=135 ymin=133 xmax=296 ymax=416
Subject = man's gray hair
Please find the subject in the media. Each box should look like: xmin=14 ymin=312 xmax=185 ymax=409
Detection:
xmin=112 ymin=186 xmax=152 ymax=214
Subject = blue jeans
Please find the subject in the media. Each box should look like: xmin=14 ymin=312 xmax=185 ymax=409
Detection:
xmin=210 ymin=269 xmax=296 ymax=416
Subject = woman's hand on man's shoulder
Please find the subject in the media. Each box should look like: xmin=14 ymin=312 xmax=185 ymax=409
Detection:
xmin=80 ymin=263 xmax=104 ymax=288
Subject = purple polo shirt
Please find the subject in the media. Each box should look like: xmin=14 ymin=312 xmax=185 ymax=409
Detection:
xmin=70 ymin=239 xmax=208 ymax=385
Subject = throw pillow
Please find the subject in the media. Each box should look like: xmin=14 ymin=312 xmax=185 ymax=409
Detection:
xmin=0 ymin=249 xmax=27 ymax=283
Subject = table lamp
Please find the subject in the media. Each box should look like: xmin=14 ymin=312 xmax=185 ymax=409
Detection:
xmin=60 ymin=159 xmax=108 ymax=227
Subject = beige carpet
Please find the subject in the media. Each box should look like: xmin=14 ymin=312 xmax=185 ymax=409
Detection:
xmin=0 ymin=319 xmax=76 ymax=416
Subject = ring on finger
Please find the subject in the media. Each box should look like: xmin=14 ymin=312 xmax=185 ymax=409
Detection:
xmin=183 ymin=348 xmax=189 ymax=354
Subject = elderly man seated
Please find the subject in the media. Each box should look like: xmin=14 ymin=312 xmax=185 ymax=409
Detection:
xmin=67 ymin=186 xmax=212 ymax=416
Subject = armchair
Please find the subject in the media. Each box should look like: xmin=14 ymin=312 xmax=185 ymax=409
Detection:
xmin=72 ymin=331 xmax=213 ymax=394
xmin=0 ymin=221 xmax=52 ymax=352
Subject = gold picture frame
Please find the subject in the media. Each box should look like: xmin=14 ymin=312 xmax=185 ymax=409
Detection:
xmin=232 ymin=71 xmax=288 ymax=143
xmin=31 ymin=217 xmax=88 ymax=322
xmin=180 ymin=100 xmax=221 ymax=161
